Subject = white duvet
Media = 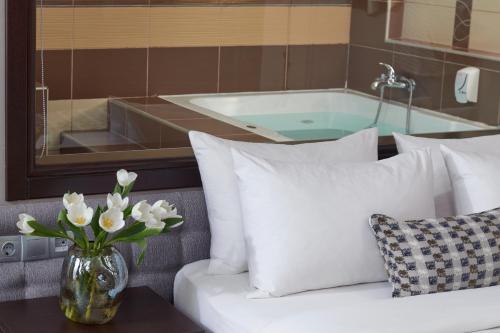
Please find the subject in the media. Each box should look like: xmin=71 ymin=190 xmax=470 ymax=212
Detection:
xmin=174 ymin=260 xmax=500 ymax=333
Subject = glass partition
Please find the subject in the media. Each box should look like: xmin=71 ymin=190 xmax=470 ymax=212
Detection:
xmin=34 ymin=0 xmax=500 ymax=167
xmin=35 ymin=0 xmax=353 ymax=165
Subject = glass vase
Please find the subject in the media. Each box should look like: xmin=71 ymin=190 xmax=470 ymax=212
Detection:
xmin=59 ymin=245 xmax=128 ymax=325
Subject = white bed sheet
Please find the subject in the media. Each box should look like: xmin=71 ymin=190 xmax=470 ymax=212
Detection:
xmin=174 ymin=260 xmax=500 ymax=333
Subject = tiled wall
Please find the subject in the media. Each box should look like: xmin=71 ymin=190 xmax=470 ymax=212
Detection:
xmin=37 ymin=2 xmax=352 ymax=150
xmin=348 ymin=0 xmax=500 ymax=127
xmin=38 ymin=0 xmax=500 ymax=152
xmin=37 ymin=4 xmax=351 ymax=100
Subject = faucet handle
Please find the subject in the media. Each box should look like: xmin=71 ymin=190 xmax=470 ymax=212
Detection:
xmin=379 ymin=62 xmax=396 ymax=79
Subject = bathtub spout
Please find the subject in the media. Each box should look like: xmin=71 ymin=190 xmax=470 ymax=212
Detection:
xmin=369 ymin=63 xmax=416 ymax=134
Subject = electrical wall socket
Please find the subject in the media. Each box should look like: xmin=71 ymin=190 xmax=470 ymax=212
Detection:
xmin=0 ymin=235 xmax=73 ymax=263
xmin=0 ymin=235 xmax=22 ymax=262
xmin=50 ymin=237 xmax=71 ymax=258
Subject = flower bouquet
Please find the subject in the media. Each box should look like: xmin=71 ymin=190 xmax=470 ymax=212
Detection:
xmin=16 ymin=169 xmax=184 ymax=324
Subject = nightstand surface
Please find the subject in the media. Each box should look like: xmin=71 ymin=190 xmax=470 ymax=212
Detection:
xmin=0 ymin=287 xmax=204 ymax=333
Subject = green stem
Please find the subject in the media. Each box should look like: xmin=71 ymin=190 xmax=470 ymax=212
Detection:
xmin=85 ymin=266 xmax=97 ymax=321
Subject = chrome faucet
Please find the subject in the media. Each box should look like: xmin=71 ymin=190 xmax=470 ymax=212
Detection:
xmin=371 ymin=63 xmax=415 ymax=92
xmin=369 ymin=63 xmax=416 ymax=134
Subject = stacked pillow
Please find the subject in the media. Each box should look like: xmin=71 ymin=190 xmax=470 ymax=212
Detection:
xmin=440 ymin=147 xmax=500 ymax=215
xmin=232 ymin=148 xmax=435 ymax=297
xmin=393 ymin=133 xmax=500 ymax=218
xmin=190 ymin=129 xmax=500 ymax=298
xmin=373 ymin=133 xmax=500 ymax=297
xmin=189 ymin=128 xmax=379 ymax=275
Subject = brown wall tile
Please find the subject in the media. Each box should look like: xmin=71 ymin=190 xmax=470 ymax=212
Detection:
xmin=387 ymin=1 xmax=404 ymax=40
xmin=391 ymin=53 xmax=444 ymax=110
xmin=452 ymin=0 xmax=472 ymax=50
xmin=35 ymin=50 xmax=72 ymax=100
xmin=393 ymin=44 xmax=445 ymax=61
xmin=287 ymin=44 xmax=347 ymax=90
xmin=446 ymin=53 xmax=500 ymax=73
xmin=109 ymin=100 xmax=127 ymax=137
xmin=216 ymin=133 xmax=272 ymax=142
xmin=219 ymin=46 xmax=286 ymax=92
xmin=350 ymin=0 xmax=391 ymax=50
xmin=160 ymin=126 xmax=191 ymax=149
xmin=117 ymin=97 xmax=208 ymax=120
xmin=126 ymin=111 xmax=162 ymax=149
xmin=347 ymin=45 xmax=393 ymax=96
xmin=148 ymin=47 xmax=218 ymax=95
xmin=169 ymin=118 xmax=250 ymax=136
xmin=73 ymin=48 xmax=147 ymax=99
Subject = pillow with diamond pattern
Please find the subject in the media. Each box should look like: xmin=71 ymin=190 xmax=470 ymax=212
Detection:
xmin=369 ymin=208 xmax=500 ymax=297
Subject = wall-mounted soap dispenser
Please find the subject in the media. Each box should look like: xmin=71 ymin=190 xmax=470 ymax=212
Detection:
xmin=455 ymin=67 xmax=480 ymax=104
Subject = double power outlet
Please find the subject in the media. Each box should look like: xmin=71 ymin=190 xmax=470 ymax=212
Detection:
xmin=0 ymin=235 xmax=72 ymax=263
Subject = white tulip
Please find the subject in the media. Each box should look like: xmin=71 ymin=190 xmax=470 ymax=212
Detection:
xmin=107 ymin=193 xmax=129 ymax=212
xmin=150 ymin=203 xmax=168 ymax=221
xmin=145 ymin=201 xmax=182 ymax=230
xmin=116 ymin=169 xmax=138 ymax=187
xmin=16 ymin=214 xmax=35 ymax=234
xmin=99 ymin=208 xmax=125 ymax=233
xmin=145 ymin=207 xmax=166 ymax=230
xmin=131 ymin=200 xmax=153 ymax=223
xmin=144 ymin=201 xmax=168 ymax=230
xmin=145 ymin=216 xmax=165 ymax=230
xmin=152 ymin=200 xmax=180 ymax=219
xmin=67 ymin=203 xmax=94 ymax=227
xmin=63 ymin=192 xmax=84 ymax=210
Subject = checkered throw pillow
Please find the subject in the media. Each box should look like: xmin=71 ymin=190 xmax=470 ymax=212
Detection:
xmin=369 ymin=208 xmax=500 ymax=297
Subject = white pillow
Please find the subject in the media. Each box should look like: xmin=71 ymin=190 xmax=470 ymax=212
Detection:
xmin=393 ymin=132 xmax=500 ymax=217
xmin=441 ymin=146 xmax=500 ymax=215
xmin=231 ymin=148 xmax=436 ymax=297
xmin=189 ymin=129 xmax=379 ymax=275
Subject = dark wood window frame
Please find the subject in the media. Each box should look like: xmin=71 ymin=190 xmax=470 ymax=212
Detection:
xmin=6 ymin=0 xmax=500 ymax=201
xmin=6 ymin=0 xmax=203 ymax=200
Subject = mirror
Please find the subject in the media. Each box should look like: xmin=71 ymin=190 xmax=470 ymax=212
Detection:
xmin=386 ymin=0 xmax=500 ymax=61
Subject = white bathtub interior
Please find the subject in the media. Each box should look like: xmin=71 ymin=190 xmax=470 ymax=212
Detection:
xmin=162 ymin=90 xmax=492 ymax=142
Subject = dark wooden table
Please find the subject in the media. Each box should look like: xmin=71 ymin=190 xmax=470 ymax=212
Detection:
xmin=0 ymin=287 xmax=204 ymax=333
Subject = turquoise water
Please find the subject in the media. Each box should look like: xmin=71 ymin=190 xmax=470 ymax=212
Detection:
xmin=235 ymin=112 xmax=405 ymax=140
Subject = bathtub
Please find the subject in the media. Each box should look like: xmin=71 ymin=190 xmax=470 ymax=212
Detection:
xmin=162 ymin=89 xmax=493 ymax=142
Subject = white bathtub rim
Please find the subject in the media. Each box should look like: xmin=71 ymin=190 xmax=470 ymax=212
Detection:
xmin=160 ymin=89 xmax=493 ymax=142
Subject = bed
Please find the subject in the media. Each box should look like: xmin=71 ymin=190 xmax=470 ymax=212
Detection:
xmin=174 ymin=260 xmax=500 ymax=333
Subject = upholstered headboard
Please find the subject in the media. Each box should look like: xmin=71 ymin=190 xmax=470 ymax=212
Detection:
xmin=0 ymin=188 xmax=211 ymax=303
